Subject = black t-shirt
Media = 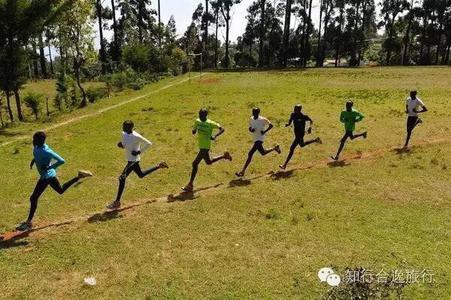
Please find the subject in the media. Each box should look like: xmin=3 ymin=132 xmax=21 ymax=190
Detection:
xmin=290 ymin=113 xmax=312 ymax=136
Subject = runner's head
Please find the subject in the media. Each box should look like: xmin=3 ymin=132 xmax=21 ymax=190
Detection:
xmin=294 ymin=104 xmax=302 ymax=114
xmin=33 ymin=131 xmax=46 ymax=147
xmin=199 ymin=108 xmax=208 ymax=121
xmin=122 ymin=120 xmax=134 ymax=134
xmin=410 ymin=90 xmax=417 ymax=99
xmin=252 ymin=107 xmax=260 ymax=119
xmin=345 ymin=100 xmax=354 ymax=111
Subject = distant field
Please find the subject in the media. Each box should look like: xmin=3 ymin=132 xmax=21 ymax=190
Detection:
xmin=0 ymin=67 xmax=450 ymax=299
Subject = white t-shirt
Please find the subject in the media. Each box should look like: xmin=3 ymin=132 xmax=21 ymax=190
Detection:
xmin=121 ymin=131 xmax=152 ymax=162
xmin=249 ymin=116 xmax=270 ymax=142
xmin=406 ymin=97 xmax=425 ymax=117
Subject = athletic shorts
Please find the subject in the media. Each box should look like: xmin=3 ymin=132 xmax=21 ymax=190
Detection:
xmin=250 ymin=141 xmax=265 ymax=153
xmin=407 ymin=116 xmax=419 ymax=132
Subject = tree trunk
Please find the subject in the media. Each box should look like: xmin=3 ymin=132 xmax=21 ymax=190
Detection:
xmin=158 ymin=0 xmax=161 ymax=47
xmin=111 ymin=0 xmax=119 ymax=62
xmin=215 ymin=10 xmax=219 ymax=68
xmin=385 ymin=15 xmax=396 ymax=65
xmin=96 ymin=0 xmax=107 ymax=74
xmin=419 ymin=14 xmax=428 ymax=64
xmin=32 ymin=40 xmax=39 ymax=78
xmin=259 ymin=0 xmax=266 ymax=67
xmin=74 ymin=57 xmax=87 ymax=107
xmin=38 ymin=33 xmax=48 ymax=78
xmin=5 ymin=92 xmax=14 ymax=122
xmin=48 ymin=43 xmax=54 ymax=75
xmin=316 ymin=0 xmax=323 ymax=67
xmin=335 ymin=7 xmax=344 ymax=67
xmin=444 ymin=43 xmax=450 ymax=64
xmin=435 ymin=22 xmax=443 ymax=65
xmin=304 ymin=0 xmax=313 ymax=67
xmin=402 ymin=0 xmax=414 ymax=65
xmin=13 ymin=89 xmax=24 ymax=122
xmin=203 ymin=0 xmax=209 ymax=66
xmin=282 ymin=0 xmax=292 ymax=67
xmin=225 ymin=9 xmax=230 ymax=68
xmin=320 ymin=2 xmax=331 ymax=66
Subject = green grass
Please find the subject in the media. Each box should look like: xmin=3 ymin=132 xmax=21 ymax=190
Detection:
xmin=0 ymin=67 xmax=450 ymax=299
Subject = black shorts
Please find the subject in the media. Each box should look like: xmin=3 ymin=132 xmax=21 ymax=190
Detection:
xmin=341 ymin=131 xmax=354 ymax=142
xmin=407 ymin=116 xmax=419 ymax=132
xmin=249 ymin=141 xmax=266 ymax=155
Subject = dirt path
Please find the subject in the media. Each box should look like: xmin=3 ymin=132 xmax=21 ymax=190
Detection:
xmin=2 ymin=136 xmax=449 ymax=246
xmin=0 ymin=75 xmax=202 ymax=148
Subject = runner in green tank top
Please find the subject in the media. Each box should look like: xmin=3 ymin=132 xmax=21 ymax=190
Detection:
xmin=331 ymin=100 xmax=367 ymax=161
xmin=182 ymin=108 xmax=232 ymax=192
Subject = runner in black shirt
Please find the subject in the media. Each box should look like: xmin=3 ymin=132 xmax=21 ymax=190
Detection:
xmin=279 ymin=105 xmax=322 ymax=169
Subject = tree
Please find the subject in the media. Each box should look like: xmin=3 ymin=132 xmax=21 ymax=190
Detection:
xmin=282 ymin=0 xmax=293 ymax=67
xmin=24 ymin=92 xmax=43 ymax=120
xmin=218 ymin=0 xmax=242 ymax=68
xmin=379 ymin=0 xmax=409 ymax=65
xmin=0 ymin=0 xmax=57 ymax=122
xmin=56 ymin=0 xmax=96 ymax=107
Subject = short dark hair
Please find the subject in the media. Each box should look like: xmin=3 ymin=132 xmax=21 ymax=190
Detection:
xmin=252 ymin=107 xmax=260 ymax=114
xmin=346 ymin=100 xmax=354 ymax=107
xmin=294 ymin=104 xmax=302 ymax=112
xmin=33 ymin=131 xmax=46 ymax=147
xmin=123 ymin=120 xmax=134 ymax=128
xmin=199 ymin=108 xmax=208 ymax=115
xmin=410 ymin=90 xmax=417 ymax=97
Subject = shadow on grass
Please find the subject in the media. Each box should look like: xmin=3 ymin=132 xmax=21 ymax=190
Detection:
xmin=271 ymin=170 xmax=295 ymax=180
xmin=167 ymin=183 xmax=223 ymax=202
xmin=88 ymin=210 xmax=123 ymax=223
xmin=0 ymin=128 xmax=22 ymax=138
xmin=327 ymin=160 xmax=351 ymax=168
xmin=0 ymin=240 xmax=29 ymax=250
xmin=229 ymin=178 xmax=252 ymax=187
xmin=393 ymin=147 xmax=411 ymax=155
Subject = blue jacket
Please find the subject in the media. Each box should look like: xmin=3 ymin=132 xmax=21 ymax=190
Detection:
xmin=33 ymin=144 xmax=65 ymax=179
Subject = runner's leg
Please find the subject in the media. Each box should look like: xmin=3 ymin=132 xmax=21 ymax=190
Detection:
xmin=238 ymin=143 xmax=259 ymax=174
xmin=188 ymin=151 xmax=205 ymax=186
xmin=281 ymin=139 xmax=300 ymax=168
xmin=256 ymin=141 xmax=277 ymax=156
xmin=27 ymin=179 xmax=49 ymax=223
xmin=404 ymin=116 xmax=417 ymax=148
xmin=205 ymin=150 xmax=228 ymax=165
xmin=48 ymin=176 xmax=79 ymax=194
xmin=114 ymin=162 xmax=136 ymax=202
xmin=334 ymin=132 xmax=350 ymax=159
xmin=132 ymin=162 xmax=160 ymax=178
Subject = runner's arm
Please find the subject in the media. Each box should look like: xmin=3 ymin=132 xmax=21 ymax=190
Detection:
xmin=285 ymin=114 xmax=293 ymax=127
xmin=212 ymin=127 xmax=225 ymax=140
xmin=262 ymin=123 xmax=273 ymax=134
xmin=137 ymin=134 xmax=152 ymax=155
xmin=47 ymin=149 xmax=65 ymax=170
xmin=306 ymin=116 xmax=313 ymax=133
xmin=30 ymin=159 xmax=35 ymax=169
xmin=415 ymin=100 xmax=428 ymax=113
xmin=356 ymin=112 xmax=365 ymax=122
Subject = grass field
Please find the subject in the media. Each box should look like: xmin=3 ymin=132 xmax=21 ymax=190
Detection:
xmin=0 ymin=67 xmax=450 ymax=299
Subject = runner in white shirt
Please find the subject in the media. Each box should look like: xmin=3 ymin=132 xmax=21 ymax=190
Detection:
xmin=404 ymin=90 xmax=428 ymax=148
xmin=235 ymin=108 xmax=281 ymax=177
xmin=107 ymin=120 xmax=168 ymax=209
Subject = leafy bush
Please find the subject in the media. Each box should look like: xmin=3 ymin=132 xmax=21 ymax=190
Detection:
xmin=105 ymin=69 xmax=150 ymax=91
xmin=24 ymin=92 xmax=44 ymax=120
xmin=86 ymin=87 xmax=108 ymax=103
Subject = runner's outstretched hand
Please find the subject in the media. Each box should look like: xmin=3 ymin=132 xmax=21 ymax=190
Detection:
xmin=131 ymin=150 xmax=141 ymax=156
xmin=117 ymin=142 xmax=124 ymax=148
